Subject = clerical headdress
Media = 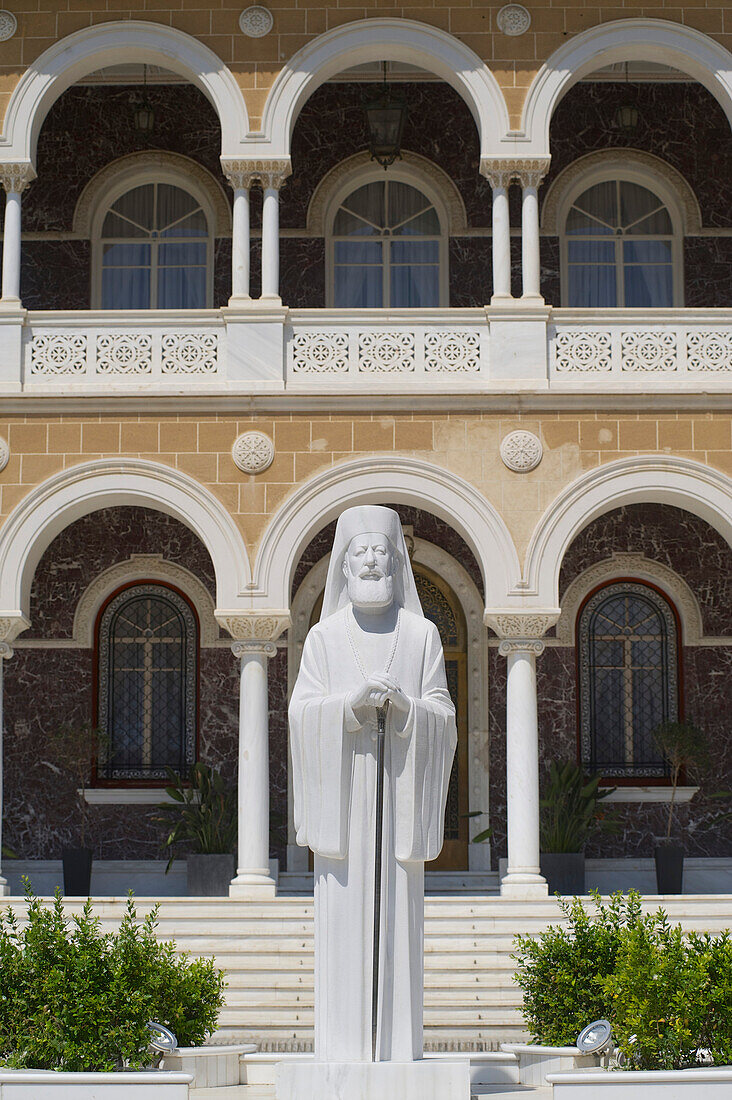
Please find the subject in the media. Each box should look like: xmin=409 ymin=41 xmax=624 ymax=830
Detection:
xmin=320 ymin=505 xmax=423 ymax=621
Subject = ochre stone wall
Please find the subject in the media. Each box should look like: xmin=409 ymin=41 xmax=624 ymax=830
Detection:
xmin=2 ymin=1 xmax=732 ymax=132
xmin=0 ymin=412 xmax=730 ymax=565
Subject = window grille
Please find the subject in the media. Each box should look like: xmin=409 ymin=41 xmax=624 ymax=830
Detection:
xmin=578 ymin=582 xmax=678 ymax=777
xmin=97 ymin=584 xmax=197 ymax=780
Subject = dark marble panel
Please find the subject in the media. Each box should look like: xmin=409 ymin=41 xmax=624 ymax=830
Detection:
xmin=559 ymin=504 xmax=732 ymax=637
xmin=268 ymin=647 xmax=289 ymax=866
xmin=540 ymin=236 xmax=560 ymax=306
xmin=547 ymin=82 xmax=732 ymax=229
xmin=280 ymin=237 xmax=325 ymax=308
xmin=288 ymin=83 xmax=490 ymax=230
xmin=684 ymin=237 xmax=732 ymax=308
xmin=214 ymin=237 xmax=232 ymax=307
xmin=28 ymin=506 xmax=217 ymax=640
xmin=291 ymin=505 xmax=484 ymax=603
xmin=449 ymin=238 xmax=492 ymax=307
xmin=21 ymin=239 xmax=90 ymax=310
xmin=25 ymin=86 xmax=224 ymax=234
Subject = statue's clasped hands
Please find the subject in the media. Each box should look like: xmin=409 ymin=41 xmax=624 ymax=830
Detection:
xmin=349 ymin=674 xmax=411 ymax=722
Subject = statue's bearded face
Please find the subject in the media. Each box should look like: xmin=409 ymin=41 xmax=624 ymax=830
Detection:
xmin=343 ymin=531 xmax=395 ymax=610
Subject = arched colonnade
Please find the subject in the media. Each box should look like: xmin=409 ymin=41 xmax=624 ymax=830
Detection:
xmin=0 ymin=453 xmax=730 ymax=897
xmin=2 ymin=18 xmax=732 ymax=302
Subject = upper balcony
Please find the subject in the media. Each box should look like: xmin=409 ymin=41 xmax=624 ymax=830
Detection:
xmin=4 ymin=305 xmax=730 ymax=402
xmin=1 ymin=23 xmax=731 ymax=402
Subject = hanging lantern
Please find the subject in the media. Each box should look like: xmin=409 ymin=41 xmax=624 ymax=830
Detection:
xmin=365 ymin=63 xmax=407 ymax=169
xmin=134 ymin=64 xmax=155 ymax=134
xmin=613 ymin=62 xmax=639 ymax=134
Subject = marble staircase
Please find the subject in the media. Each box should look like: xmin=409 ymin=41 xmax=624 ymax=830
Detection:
xmin=3 ymin=894 xmax=731 ymax=1051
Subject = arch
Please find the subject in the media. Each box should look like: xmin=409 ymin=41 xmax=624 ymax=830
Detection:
xmin=259 ymin=19 xmax=508 ymax=160
xmin=525 ymin=455 xmax=732 ymax=608
xmin=307 ymin=150 xmax=468 ymax=236
xmin=0 ymin=21 xmax=249 ymax=166
xmin=519 ymin=19 xmax=732 ymax=158
xmin=541 ymin=149 xmax=702 ymax=236
xmin=253 ymin=455 xmax=520 ymax=610
xmin=74 ymin=151 xmax=232 ymax=239
xmin=0 ymin=458 xmax=251 ymax=622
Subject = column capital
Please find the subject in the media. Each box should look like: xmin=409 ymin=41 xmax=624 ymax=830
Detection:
xmin=485 ymin=609 xmax=560 ymax=647
xmin=231 ymin=639 xmax=277 ymax=660
xmin=0 ymin=612 xmax=30 ymax=646
xmin=220 ymin=158 xmax=292 ymax=191
xmin=0 ymin=643 xmax=12 ymax=660
xmin=480 ymin=156 xmax=550 ymax=190
xmin=216 ymin=609 xmax=291 ymax=644
xmin=0 ymin=162 xmax=35 ymax=195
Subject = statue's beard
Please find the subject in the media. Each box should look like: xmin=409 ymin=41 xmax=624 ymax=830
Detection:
xmin=347 ymin=572 xmax=394 ymax=610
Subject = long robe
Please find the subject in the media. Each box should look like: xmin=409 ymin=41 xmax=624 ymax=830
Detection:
xmin=289 ymin=606 xmax=457 ymax=1063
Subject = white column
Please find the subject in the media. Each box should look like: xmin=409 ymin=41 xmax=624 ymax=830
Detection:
xmin=491 ymin=182 xmax=512 ymax=300
xmin=257 ymin=161 xmax=290 ymax=302
xmin=231 ymin=187 xmax=251 ymax=299
xmin=230 ymin=639 xmax=277 ymax=897
xmin=0 ymin=165 xmax=33 ymax=306
xmin=518 ymin=162 xmax=549 ymax=301
xmin=0 ymin=643 xmax=12 ymax=896
xmin=222 ymin=162 xmax=253 ymax=303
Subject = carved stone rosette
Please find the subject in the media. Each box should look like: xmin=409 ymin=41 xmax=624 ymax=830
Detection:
xmin=0 ymin=163 xmax=35 ymax=195
xmin=480 ymin=157 xmax=551 ymax=190
xmin=216 ymin=610 xmax=291 ymax=654
xmin=221 ymin=158 xmax=292 ymax=192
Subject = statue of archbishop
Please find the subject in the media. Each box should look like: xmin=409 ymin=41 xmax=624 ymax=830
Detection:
xmin=289 ymin=505 xmax=457 ymax=1064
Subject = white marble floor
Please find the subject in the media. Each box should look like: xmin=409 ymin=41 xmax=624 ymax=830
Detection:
xmin=194 ymin=1087 xmax=549 ymax=1099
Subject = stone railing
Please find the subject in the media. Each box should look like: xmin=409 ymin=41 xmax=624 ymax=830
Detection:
xmin=549 ymin=310 xmax=732 ymax=382
xmin=285 ymin=309 xmax=489 ymax=382
xmin=1 ymin=306 xmax=731 ymax=396
xmin=21 ymin=312 xmax=224 ymax=384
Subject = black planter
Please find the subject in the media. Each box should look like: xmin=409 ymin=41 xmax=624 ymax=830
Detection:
xmin=187 ymin=853 xmax=236 ymax=896
xmin=654 ymin=843 xmax=684 ymax=894
xmin=540 ymin=852 xmax=585 ymax=896
xmin=62 ymin=847 xmax=93 ymax=896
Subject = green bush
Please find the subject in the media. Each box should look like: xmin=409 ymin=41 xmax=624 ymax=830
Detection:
xmin=0 ymin=884 xmax=225 ymax=1071
xmin=512 ymin=890 xmax=643 ymax=1045
xmin=601 ymin=914 xmax=732 ymax=1070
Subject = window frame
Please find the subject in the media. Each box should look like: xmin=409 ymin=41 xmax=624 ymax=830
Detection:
xmin=325 ymin=165 xmax=450 ymax=309
xmin=93 ymin=579 xmax=200 ymax=788
xmin=558 ymin=163 xmax=685 ymax=309
xmin=575 ymin=578 xmax=683 ymax=784
xmin=91 ymin=166 xmax=216 ymax=311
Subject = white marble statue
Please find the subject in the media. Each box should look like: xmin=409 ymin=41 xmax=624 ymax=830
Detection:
xmin=288 ymin=505 xmax=458 ymax=1069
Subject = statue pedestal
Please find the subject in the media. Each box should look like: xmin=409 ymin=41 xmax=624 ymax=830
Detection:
xmin=275 ymin=1058 xmax=471 ymax=1100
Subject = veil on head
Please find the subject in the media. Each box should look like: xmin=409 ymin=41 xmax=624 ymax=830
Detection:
xmin=319 ymin=505 xmax=424 ymax=621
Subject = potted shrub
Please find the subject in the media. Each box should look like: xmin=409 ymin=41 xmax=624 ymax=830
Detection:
xmin=508 ymin=891 xmax=643 ymax=1085
xmin=540 ymin=761 xmax=614 ymax=895
xmin=156 ymin=763 xmax=237 ymax=895
xmin=0 ymin=882 xmax=224 ymax=1095
xmin=48 ymin=722 xmax=105 ymax=897
xmin=651 ymin=719 xmax=708 ymax=894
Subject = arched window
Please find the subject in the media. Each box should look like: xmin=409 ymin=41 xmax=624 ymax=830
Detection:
xmin=561 ymin=176 xmax=682 ymax=308
xmin=96 ymin=583 xmax=198 ymax=781
xmin=578 ymin=582 xmax=680 ymax=778
xmin=328 ymin=175 xmax=447 ymax=308
xmin=95 ymin=181 xmax=212 ymax=309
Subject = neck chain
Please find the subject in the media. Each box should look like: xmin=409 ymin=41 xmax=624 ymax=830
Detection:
xmin=346 ymin=605 xmax=401 ymax=681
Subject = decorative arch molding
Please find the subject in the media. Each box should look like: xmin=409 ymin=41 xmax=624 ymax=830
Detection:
xmin=525 ymin=455 xmax=732 ymax=609
xmin=287 ymin=536 xmax=490 ymax=872
xmin=541 ymin=149 xmax=702 ymax=235
xmin=0 ymin=21 xmax=249 ymax=165
xmin=253 ymin=454 xmax=520 ymax=609
xmin=0 ymin=458 xmax=252 ymax=621
xmin=258 ymin=19 xmax=509 ymax=160
xmin=72 ymin=554 xmax=219 ymax=648
xmin=519 ymin=19 xmax=732 ymax=158
xmin=307 ymin=150 xmax=468 ymax=236
xmin=73 ymin=152 xmax=232 ymax=238
xmin=555 ymin=553 xmax=712 ymax=646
